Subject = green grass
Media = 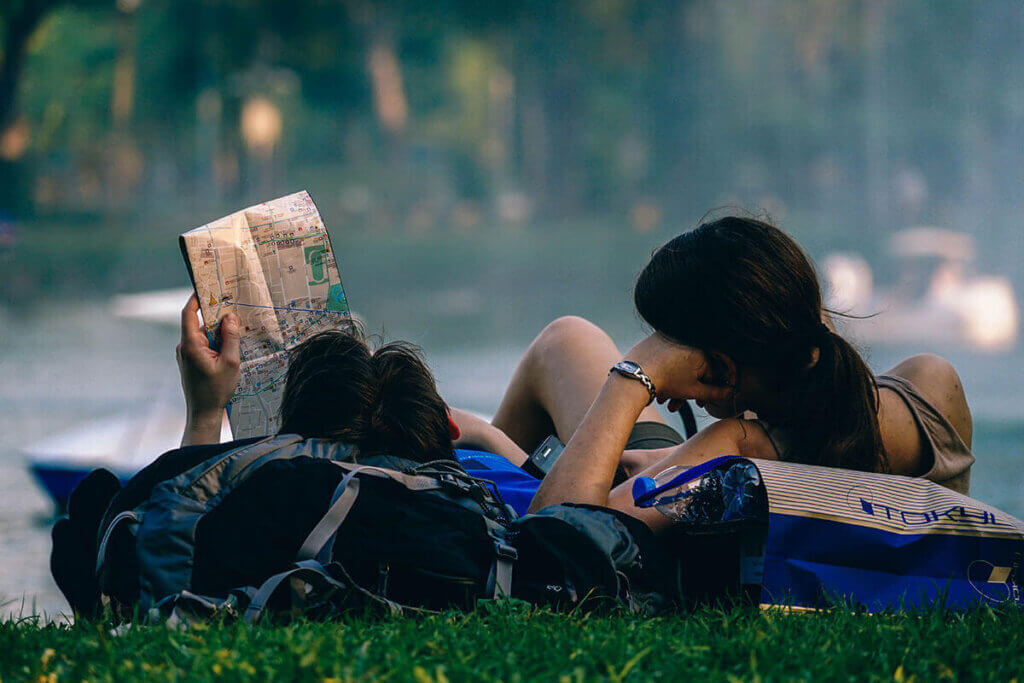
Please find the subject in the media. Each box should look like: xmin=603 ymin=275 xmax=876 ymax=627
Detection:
xmin=3 ymin=602 xmax=1023 ymax=681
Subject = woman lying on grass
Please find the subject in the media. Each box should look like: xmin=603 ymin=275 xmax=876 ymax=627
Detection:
xmin=498 ymin=216 xmax=974 ymax=531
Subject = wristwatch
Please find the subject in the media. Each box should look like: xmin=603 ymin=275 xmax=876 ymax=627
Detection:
xmin=609 ymin=360 xmax=657 ymax=405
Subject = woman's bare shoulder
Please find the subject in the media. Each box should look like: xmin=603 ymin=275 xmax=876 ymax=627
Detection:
xmin=707 ymin=417 xmax=780 ymax=461
xmin=882 ymin=353 xmax=973 ymax=450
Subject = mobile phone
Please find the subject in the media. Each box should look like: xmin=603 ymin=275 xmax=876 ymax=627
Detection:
xmin=522 ymin=435 xmax=565 ymax=479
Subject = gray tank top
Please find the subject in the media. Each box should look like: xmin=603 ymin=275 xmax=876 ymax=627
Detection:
xmin=752 ymin=374 xmax=974 ymax=494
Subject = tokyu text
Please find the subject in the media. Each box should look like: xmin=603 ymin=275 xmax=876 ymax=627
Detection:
xmin=861 ymin=499 xmax=998 ymax=526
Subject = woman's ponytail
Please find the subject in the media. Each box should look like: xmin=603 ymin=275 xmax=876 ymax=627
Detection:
xmin=783 ymin=328 xmax=888 ymax=473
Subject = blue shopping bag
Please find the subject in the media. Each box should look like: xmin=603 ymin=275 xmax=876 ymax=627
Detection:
xmin=752 ymin=459 xmax=1024 ymax=611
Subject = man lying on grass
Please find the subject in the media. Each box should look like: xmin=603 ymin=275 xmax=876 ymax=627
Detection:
xmin=51 ymin=295 xmax=528 ymax=616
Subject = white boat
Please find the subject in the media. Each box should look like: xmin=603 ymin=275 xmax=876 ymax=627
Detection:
xmin=823 ymin=227 xmax=1020 ymax=352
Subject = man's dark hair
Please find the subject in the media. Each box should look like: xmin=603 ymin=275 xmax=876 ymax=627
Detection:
xmin=278 ymin=329 xmax=455 ymax=463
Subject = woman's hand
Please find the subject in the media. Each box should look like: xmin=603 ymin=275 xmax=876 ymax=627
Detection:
xmin=623 ymin=333 xmax=732 ymax=405
xmin=177 ymin=294 xmax=241 ymax=445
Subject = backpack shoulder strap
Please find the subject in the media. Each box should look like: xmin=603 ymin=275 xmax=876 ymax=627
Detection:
xmin=297 ymin=462 xmax=518 ymax=601
xmin=94 ymin=510 xmax=140 ymax=574
xmin=174 ymin=434 xmax=306 ymax=504
xmin=296 ymin=464 xmax=445 ymax=563
xmin=243 ymin=559 xmax=409 ymax=623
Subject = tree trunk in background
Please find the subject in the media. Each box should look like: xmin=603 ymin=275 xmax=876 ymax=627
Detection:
xmin=541 ymin=66 xmax=584 ymax=218
xmin=357 ymin=0 xmax=407 ymax=171
xmin=513 ymin=4 xmax=584 ymax=219
xmin=0 ymin=1 xmax=53 ymax=134
xmin=644 ymin=0 xmax=691 ymax=219
xmin=862 ymin=0 xmax=889 ymax=243
xmin=514 ymin=47 xmax=548 ymax=219
xmin=367 ymin=37 xmax=408 ymax=138
xmin=0 ymin=1 xmax=54 ymax=213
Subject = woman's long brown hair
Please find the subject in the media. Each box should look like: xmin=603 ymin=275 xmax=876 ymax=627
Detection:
xmin=634 ymin=216 xmax=887 ymax=472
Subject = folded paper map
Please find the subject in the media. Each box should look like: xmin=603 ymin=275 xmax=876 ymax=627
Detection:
xmin=180 ymin=190 xmax=353 ymax=438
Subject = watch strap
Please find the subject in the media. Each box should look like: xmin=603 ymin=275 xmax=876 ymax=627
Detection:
xmin=610 ymin=361 xmax=657 ymax=405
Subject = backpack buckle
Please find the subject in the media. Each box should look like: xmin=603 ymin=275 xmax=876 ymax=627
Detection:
xmin=494 ymin=543 xmax=518 ymax=562
xmin=438 ymin=473 xmax=473 ymax=494
xmin=491 ymin=542 xmax=518 ymax=598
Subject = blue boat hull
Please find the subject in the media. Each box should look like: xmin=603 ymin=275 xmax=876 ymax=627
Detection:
xmin=30 ymin=463 xmax=133 ymax=513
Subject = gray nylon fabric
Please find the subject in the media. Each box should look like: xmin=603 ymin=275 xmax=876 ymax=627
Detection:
xmin=519 ymin=505 xmax=640 ymax=569
xmin=295 ymin=462 xmax=455 ymax=563
xmin=297 ymin=475 xmax=361 ymax=562
xmin=127 ymin=434 xmax=360 ymax=610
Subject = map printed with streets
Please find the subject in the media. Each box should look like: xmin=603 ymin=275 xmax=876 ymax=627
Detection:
xmin=180 ymin=190 xmax=353 ymax=438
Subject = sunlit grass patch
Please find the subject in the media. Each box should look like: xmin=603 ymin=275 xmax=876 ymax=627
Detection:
xmin=2 ymin=602 xmax=1023 ymax=681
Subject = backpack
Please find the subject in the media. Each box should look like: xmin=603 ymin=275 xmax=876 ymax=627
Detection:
xmin=73 ymin=435 xmax=668 ymax=622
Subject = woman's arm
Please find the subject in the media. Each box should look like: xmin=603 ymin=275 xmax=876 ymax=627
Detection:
xmin=176 ymin=295 xmax=241 ymax=446
xmin=528 ymin=333 xmax=732 ymax=513
xmin=450 ymin=408 xmax=530 ymax=466
xmin=606 ymin=418 xmax=776 ymax=530
xmin=528 ymin=373 xmax=650 ymax=511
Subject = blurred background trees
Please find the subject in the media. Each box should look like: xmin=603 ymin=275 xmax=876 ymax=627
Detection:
xmin=1 ymin=0 xmax=1022 ymax=288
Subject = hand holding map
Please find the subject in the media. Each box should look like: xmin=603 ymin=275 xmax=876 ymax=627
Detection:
xmin=180 ymin=190 xmax=353 ymax=438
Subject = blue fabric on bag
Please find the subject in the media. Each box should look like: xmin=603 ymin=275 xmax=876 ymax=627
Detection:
xmin=753 ymin=459 xmax=1024 ymax=611
xmin=763 ymin=513 xmax=1023 ymax=610
xmin=454 ymin=449 xmax=540 ymax=516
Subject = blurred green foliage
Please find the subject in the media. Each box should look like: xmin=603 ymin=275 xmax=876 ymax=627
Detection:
xmin=1 ymin=0 xmax=1022 ymax=265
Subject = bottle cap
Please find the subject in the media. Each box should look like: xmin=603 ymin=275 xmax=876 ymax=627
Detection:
xmin=631 ymin=476 xmax=657 ymax=506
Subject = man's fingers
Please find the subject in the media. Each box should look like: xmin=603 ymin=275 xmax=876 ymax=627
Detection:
xmin=218 ymin=313 xmax=241 ymax=368
xmin=181 ymin=293 xmax=198 ymax=319
xmin=180 ymin=294 xmax=206 ymax=345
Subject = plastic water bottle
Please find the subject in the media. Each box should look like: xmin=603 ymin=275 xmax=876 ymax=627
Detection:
xmin=719 ymin=462 xmax=764 ymax=521
xmin=635 ymin=462 xmax=764 ymax=523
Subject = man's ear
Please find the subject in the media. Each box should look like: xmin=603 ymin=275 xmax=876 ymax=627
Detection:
xmin=706 ymin=351 xmax=738 ymax=388
xmin=446 ymin=410 xmax=461 ymax=441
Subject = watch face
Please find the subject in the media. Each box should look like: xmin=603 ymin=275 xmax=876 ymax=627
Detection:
xmin=617 ymin=361 xmax=641 ymax=375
